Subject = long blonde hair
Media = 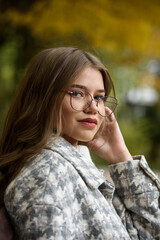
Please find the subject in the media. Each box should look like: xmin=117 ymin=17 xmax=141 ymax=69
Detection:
xmin=0 ymin=47 xmax=115 ymax=205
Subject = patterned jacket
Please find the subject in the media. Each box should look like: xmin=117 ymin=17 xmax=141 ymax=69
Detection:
xmin=4 ymin=136 xmax=160 ymax=239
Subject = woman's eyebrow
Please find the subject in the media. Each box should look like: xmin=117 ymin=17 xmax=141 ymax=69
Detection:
xmin=71 ymin=84 xmax=86 ymax=90
xmin=71 ymin=84 xmax=105 ymax=93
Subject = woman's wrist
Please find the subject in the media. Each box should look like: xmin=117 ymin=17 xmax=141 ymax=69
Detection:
xmin=108 ymin=149 xmax=133 ymax=164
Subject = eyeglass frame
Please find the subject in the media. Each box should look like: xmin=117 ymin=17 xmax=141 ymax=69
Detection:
xmin=66 ymin=90 xmax=118 ymax=117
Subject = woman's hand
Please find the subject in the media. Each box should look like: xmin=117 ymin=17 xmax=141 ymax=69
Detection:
xmin=86 ymin=108 xmax=133 ymax=164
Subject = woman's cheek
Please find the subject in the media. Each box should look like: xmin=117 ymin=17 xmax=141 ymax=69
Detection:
xmin=96 ymin=118 xmax=105 ymax=134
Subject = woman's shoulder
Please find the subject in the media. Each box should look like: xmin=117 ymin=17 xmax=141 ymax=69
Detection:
xmin=7 ymin=148 xmax=73 ymax=187
xmin=4 ymin=148 xmax=76 ymax=209
xmin=25 ymin=148 xmax=71 ymax=176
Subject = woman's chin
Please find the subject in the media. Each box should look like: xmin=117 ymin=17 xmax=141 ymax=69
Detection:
xmin=63 ymin=132 xmax=96 ymax=145
xmin=78 ymin=135 xmax=95 ymax=144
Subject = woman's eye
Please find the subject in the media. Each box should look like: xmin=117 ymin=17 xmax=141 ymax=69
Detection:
xmin=94 ymin=96 xmax=104 ymax=101
xmin=70 ymin=91 xmax=84 ymax=98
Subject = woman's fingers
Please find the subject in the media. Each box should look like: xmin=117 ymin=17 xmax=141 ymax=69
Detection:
xmin=105 ymin=107 xmax=115 ymax=122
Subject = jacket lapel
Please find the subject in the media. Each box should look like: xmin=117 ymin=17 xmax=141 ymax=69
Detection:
xmin=47 ymin=135 xmax=106 ymax=189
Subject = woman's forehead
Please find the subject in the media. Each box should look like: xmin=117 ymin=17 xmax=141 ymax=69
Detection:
xmin=70 ymin=67 xmax=105 ymax=91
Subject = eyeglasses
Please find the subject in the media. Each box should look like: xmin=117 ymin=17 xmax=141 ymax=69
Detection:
xmin=67 ymin=89 xmax=118 ymax=117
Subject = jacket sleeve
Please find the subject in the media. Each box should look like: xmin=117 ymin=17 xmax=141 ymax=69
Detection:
xmin=109 ymin=156 xmax=160 ymax=239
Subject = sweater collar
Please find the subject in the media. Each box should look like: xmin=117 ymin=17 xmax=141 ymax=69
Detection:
xmin=46 ymin=135 xmax=106 ymax=189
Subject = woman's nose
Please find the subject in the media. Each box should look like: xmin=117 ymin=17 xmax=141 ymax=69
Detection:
xmin=83 ymin=99 xmax=98 ymax=114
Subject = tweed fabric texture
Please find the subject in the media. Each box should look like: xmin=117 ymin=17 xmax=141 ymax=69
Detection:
xmin=4 ymin=136 xmax=160 ymax=239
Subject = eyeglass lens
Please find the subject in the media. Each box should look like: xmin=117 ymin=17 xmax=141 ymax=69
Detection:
xmin=69 ymin=90 xmax=117 ymax=117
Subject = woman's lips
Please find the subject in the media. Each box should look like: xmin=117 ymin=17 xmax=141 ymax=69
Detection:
xmin=78 ymin=118 xmax=97 ymax=129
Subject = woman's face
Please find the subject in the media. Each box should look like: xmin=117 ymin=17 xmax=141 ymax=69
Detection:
xmin=61 ymin=67 xmax=105 ymax=145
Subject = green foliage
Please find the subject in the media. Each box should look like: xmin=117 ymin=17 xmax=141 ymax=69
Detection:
xmin=119 ymin=118 xmax=151 ymax=157
xmin=0 ymin=41 xmax=19 ymax=130
xmin=2 ymin=0 xmax=160 ymax=59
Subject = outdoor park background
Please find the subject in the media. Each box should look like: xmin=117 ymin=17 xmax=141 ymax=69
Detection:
xmin=0 ymin=0 xmax=160 ymax=170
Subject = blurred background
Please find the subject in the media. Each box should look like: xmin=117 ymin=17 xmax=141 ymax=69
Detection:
xmin=0 ymin=0 xmax=160 ymax=170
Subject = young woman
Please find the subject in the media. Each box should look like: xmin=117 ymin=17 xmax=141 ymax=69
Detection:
xmin=0 ymin=47 xmax=160 ymax=239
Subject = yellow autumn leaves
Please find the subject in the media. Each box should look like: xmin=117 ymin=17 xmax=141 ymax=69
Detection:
xmin=2 ymin=0 xmax=160 ymax=58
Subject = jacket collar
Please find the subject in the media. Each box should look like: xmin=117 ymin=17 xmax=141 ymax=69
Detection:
xmin=46 ymin=135 xmax=106 ymax=189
